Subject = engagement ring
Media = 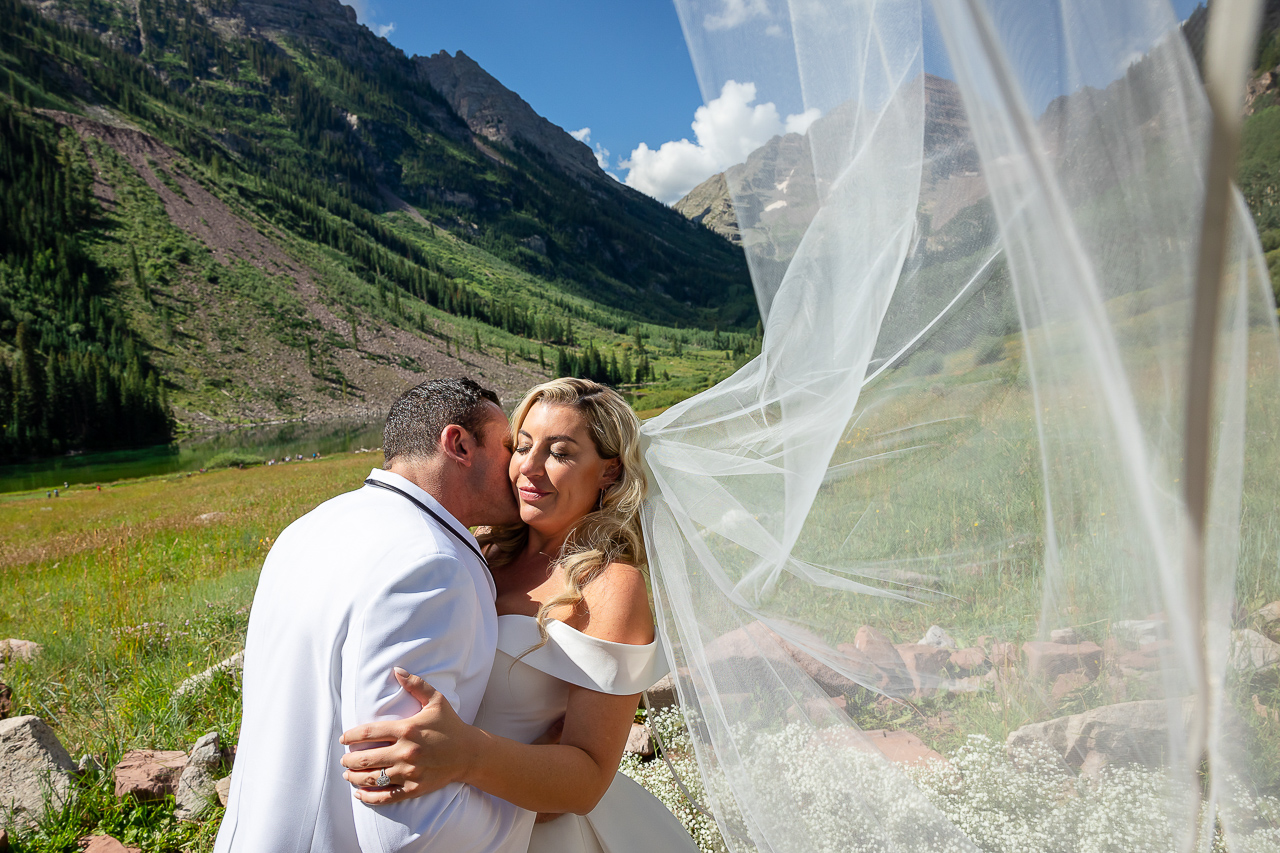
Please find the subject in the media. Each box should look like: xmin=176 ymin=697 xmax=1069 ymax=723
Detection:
xmin=375 ymin=770 xmax=390 ymax=787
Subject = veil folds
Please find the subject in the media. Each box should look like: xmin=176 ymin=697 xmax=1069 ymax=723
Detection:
xmin=639 ymin=1 xmax=1280 ymax=850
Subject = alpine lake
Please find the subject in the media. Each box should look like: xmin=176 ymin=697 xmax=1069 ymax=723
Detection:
xmin=0 ymin=418 xmax=385 ymax=495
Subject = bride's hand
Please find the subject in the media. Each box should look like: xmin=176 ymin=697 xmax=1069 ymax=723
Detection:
xmin=340 ymin=667 xmax=480 ymax=805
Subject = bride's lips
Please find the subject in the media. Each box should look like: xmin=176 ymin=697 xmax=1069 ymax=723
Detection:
xmin=517 ymin=485 xmax=550 ymax=502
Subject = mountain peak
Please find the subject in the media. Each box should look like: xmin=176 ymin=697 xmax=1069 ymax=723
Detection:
xmin=415 ymin=49 xmax=605 ymax=184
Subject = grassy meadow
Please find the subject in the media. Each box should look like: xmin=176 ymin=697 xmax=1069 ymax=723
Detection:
xmin=0 ymin=451 xmax=383 ymax=850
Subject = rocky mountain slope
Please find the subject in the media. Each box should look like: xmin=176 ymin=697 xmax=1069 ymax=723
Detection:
xmin=675 ymin=22 xmax=1280 ymax=308
xmin=0 ymin=0 xmax=757 ymax=460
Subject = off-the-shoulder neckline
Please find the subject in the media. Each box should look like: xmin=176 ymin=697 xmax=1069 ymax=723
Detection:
xmin=497 ymin=612 xmax=657 ymax=651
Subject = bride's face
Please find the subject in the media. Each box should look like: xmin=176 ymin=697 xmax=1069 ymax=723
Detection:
xmin=511 ymin=402 xmax=620 ymax=537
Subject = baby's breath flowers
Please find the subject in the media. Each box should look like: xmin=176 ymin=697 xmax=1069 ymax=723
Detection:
xmin=624 ymin=714 xmax=1280 ymax=853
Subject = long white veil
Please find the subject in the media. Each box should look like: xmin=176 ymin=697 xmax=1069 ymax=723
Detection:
xmin=639 ymin=0 xmax=1280 ymax=850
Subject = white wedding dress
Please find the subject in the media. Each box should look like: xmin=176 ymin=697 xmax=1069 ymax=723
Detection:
xmin=472 ymin=614 xmax=699 ymax=853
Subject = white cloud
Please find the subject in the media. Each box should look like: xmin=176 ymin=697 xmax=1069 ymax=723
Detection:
xmin=704 ymin=0 xmax=769 ymax=31
xmin=621 ymin=80 xmax=819 ymax=204
xmin=570 ymin=127 xmax=592 ymax=142
xmin=592 ymin=143 xmax=610 ymax=171
xmin=784 ymin=107 xmax=820 ymax=136
xmin=345 ymin=1 xmax=395 ymax=40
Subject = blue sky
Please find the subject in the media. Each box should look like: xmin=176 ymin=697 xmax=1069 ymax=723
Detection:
xmin=351 ymin=0 xmax=1206 ymax=202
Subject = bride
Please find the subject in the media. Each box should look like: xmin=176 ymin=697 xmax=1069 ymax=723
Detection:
xmin=339 ymin=377 xmax=698 ymax=853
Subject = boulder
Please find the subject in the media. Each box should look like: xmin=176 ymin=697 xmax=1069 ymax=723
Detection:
xmin=1049 ymin=628 xmax=1082 ymax=645
xmin=1007 ymin=699 xmax=1188 ymax=772
xmin=1113 ymin=619 xmax=1165 ymax=647
xmin=174 ymin=652 xmax=244 ymax=699
xmin=862 ymin=729 xmax=944 ymax=766
xmin=113 ymin=749 xmax=187 ymax=800
xmin=1256 ymin=601 xmax=1280 ymax=641
xmin=624 ymin=724 xmax=653 ymax=757
xmin=853 ymin=627 xmax=912 ymax=694
xmin=216 ymin=774 xmax=232 ymax=806
xmin=918 ymin=626 xmax=957 ymax=649
xmin=894 ymin=644 xmax=950 ymax=695
xmin=644 ymin=673 xmax=678 ymax=709
xmin=78 ymin=836 xmax=142 ymax=853
xmin=1023 ymin=641 xmax=1103 ymax=681
xmin=989 ymin=641 xmax=1018 ymax=668
xmin=702 ymin=622 xmax=795 ymax=693
xmin=1115 ymin=641 xmax=1171 ymax=673
xmin=948 ymin=647 xmax=987 ymax=674
xmin=1231 ymin=629 xmax=1280 ymax=674
xmin=1051 ymin=672 xmax=1091 ymax=702
xmin=175 ymin=732 xmax=220 ymax=821
xmin=777 ymin=638 xmax=866 ymax=698
xmin=0 ymin=715 xmax=77 ymax=828
xmin=0 ymin=640 xmax=41 ymax=665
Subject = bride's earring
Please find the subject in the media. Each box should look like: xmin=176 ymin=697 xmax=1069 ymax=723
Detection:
xmin=596 ymin=488 xmax=606 ymax=511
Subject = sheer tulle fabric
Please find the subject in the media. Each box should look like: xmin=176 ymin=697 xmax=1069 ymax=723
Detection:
xmin=640 ymin=1 xmax=1280 ymax=850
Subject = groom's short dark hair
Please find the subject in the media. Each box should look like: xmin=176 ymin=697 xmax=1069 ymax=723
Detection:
xmin=383 ymin=377 xmax=502 ymax=466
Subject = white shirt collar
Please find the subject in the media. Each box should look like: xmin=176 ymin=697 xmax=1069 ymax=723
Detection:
xmin=364 ymin=468 xmax=484 ymax=561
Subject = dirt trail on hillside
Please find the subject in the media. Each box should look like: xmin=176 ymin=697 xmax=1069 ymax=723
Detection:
xmin=44 ymin=110 xmax=543 ymax=426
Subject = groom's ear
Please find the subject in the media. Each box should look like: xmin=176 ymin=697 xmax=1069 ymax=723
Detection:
xmin=438 ymin=424 xmax=475 ymax=467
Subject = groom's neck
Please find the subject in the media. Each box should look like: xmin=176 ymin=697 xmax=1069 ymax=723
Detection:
xmin=386 ymin=457 xmax=470 ymax=527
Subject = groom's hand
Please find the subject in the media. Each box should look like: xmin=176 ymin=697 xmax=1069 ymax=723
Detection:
xmin=340 ymin=666 xmax=479 ymax=805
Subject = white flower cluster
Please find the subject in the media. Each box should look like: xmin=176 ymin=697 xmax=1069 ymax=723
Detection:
xmin=623 ymin=715 xmax=1280 ymax=853
xmin=618 ymin=707 xmax=728 ymax=853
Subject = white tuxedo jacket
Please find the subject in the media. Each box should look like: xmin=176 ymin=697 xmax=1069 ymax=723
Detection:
xmin=214 ymin=469 xmax=533 ymax=853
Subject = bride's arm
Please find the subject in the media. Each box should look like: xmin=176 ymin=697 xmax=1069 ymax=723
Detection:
xmin=340 ymin=565 xmax=654 ymax=815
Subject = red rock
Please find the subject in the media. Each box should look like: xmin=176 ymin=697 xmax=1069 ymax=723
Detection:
xmin=862 ymin=729 xmax=944 ymax=766
xmin=113 ymin=750 xmax=188 ymax=800
xmin=1023 ymin=641 xmax=1103 ymax=681
xmin=989 ymin=641 xmax=1018 ymax=668
xmin=216 ymin=775 xmax=232 ymax=806
xmin=1116 ymin=640 xmax=1172 ymax=672
xmin=895 ymin=644 xmax=950 ymax=694
xmin=948 ymin=647 xmax=986 ymax=673
xmin=853 ymin=627 xmax=911 ymax=693
xmin=1051 ymin=671 xmax=1091 ymax=701
xmin=703 ymin=622 xmax=796 ymax=693
xmin=778 ymin=638 xmax=865 ymax=698
xmin=79 ymin=836 xmax=142 ymax=853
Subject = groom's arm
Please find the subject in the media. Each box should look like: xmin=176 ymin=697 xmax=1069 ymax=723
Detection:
xmin=341 ymin=552 xmax=532 ymax=853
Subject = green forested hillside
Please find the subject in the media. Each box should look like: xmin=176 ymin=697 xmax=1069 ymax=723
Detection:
xmin=0 ymin=0 xmax=759 ymax=461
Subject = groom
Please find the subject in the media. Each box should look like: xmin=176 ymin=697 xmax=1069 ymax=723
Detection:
xmin=214 ymin=377 xmax=535 ymax=853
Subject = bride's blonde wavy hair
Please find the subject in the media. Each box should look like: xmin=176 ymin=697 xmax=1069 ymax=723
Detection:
xmin=477 ymin=378 xmax=647 ymax=646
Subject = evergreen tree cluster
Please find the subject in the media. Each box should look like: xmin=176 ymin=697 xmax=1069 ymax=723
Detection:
xmin=0 ymin=100 xmax=170 ymax=460
xmin=554 ymin=339 xmax=655 ymax=387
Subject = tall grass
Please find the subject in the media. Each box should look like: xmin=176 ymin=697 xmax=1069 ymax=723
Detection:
xmin=0 ymin=452 xmax=381 ymax=850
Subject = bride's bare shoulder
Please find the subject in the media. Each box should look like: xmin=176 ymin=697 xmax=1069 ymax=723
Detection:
xmin=578 ymin=563 xmax=654 ymax=646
